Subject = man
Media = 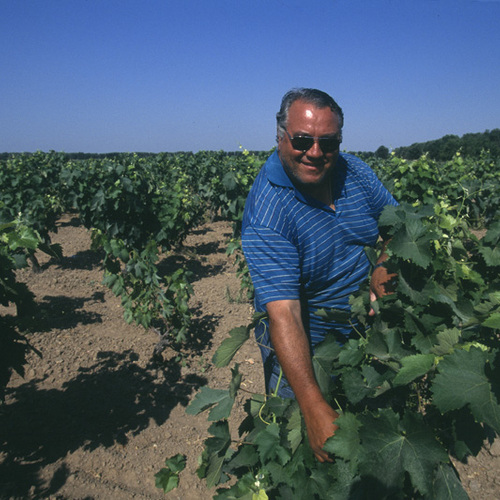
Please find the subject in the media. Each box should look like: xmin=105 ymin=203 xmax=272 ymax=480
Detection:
xmin=241 ymin=88 xmax=398 ymax=462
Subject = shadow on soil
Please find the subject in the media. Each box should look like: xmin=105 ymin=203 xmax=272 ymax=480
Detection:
xmin=157 ymin=251 xmax=226 ymax=282
xmin=50 ymin=249 xmax=104 ymax=271
xmin=38 ymin=293 xmax=105 ymax=330
xmin=13 ymin=292 xmax=106 ymax=335
xmin=181 ymin=307 xmax=220 ymax=356
xmin=0 ymin=350 xmax=207 ymax=498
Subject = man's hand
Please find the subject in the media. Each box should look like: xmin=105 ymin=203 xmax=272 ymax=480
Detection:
xmin=369 ymin=263 xmax=397 ymax=316
xmin=302 ymin=400 xmax=339 ymax=463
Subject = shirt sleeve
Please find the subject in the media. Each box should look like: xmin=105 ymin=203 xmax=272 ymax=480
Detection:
xmin=371 ymin=176 xmax=399 ymax=215
xmin=242 ymin=224 xmax=301 ymax=306
xmin=355 ymin=158 xmax=398 ymax=215
xmin=341 ymin=154 xmax=398 ymax=217
xmin=362 ymin=165 xmax=399 ymax=239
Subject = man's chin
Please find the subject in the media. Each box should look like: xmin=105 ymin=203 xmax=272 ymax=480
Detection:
xmin=295 ymin=173 xmax=327 ymax=187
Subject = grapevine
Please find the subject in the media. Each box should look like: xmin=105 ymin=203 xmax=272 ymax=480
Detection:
xmin=0 ymin=149 xmax=498 ymax=497
xmin=171 ymin=158 xmax=499 ymax=498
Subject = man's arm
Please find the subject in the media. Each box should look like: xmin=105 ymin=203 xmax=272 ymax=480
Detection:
xmin=266 ymin=299 xmax=338 ymax=463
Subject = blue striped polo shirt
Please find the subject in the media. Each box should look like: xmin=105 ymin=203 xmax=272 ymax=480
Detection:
xmin=241 ymin=150 xmax=397 ymax=394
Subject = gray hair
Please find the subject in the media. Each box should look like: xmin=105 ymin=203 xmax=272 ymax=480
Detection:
xmin=276 ymin=88 xmax=344 ymax=140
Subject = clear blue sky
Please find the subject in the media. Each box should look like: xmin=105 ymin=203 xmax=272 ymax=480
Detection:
xmin=1 ymin=0 xmax=499 ymax=153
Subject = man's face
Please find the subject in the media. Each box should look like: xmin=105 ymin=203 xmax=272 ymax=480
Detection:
xmin=278 ymin=100 xmax=341 ymax=190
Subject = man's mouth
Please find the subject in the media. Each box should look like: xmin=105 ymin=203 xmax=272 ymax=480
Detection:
xmin=301 ymin=161 xmax=323 ymax=170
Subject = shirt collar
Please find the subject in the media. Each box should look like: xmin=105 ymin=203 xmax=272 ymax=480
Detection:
xmin=266 ymin=150 xmax=294 ymax=187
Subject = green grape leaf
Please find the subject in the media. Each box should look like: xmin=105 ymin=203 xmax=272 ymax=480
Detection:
xmin=210 ymin=397 xmax=236 ymax=422
xmin=429 ymin=283 xmax=472 ymax=323
xmin=364 ymin=328 xmax=390 ymax=360
xmin=286 ymin=404 xmax=303 ymax=454
xmin=231 ymin=445 xmax=259 ymax=470
xmin=389 ymin=217 xmax=433 ymax=268
xmin=214 ymin=471 xmax=258 ymax=499
xmin=338 ymin=339 xmax=364 ymax=367
xmin=206 ymin=454 xmax=228 ymax=489
xmin=328 ymin=459 xmax=360 ymax=499
xmin=384 ymin=329 xmax=412 ymax=361
xmin=432 ymin=463 xmax=469 ymax=499
xmin=483 ymin=312 xmax=500 ymax=329
xmin=393 ymin=353 xmax=435 ymax=386
xmin=229 ymin=364 xmax=242 ymax=399
xmin=213 ymin=325 xmax=250 ymax=367
xmin=377 ymin=203 xmax=402 ymax=230
xmin=264 ymin=396 xmax=290 ymax=418
xmin=187 ymin=365 xmax=240 ymax=420
xmin=267 ymin=460 xmax=290 ymax=486
xmin=398 ymin=273 xmax=426 ymax=305
xmin=312 ymin=334 xmax=342 ymax=395
xmin=253 ymin=422 xmax=290 ymax=465
xmin=432 ymin=348 xmax=500 ymax=433
xmin=309 ymin=463 xmax=334 ymax=497
xmin=323 ymin=412 xmax=361 ymax=463
xmin=483 ymin=221 xmax=500 ymax=244
xmin=154 ymin=453 xmax=186 ymax=493
xmin=186 ymin=387 xmax=232 ymax=420
xmin=362 ymin=365 xmax=392 ymax=395
xmin=342 ymin=368 xmax=372 ymax=404
xmin=9 ymin=225 xmax=40 ymax=250
xmin=479 ymin=246 xmax=500 ymax=267
xmin=431 ymin=328 xmax=461 ymax=356
xmin=315 ymin=307 xmax=351 ymax=324
xmin=253 ymin=489 xmax=269 ymax=500
xmin=164 ymin=453 xmax=186 ymax=473
xmin=358 ymin=410 xmax=448 ymax=495
xmin=154 ymin=469 xmax=180 ymax=493
xmin=203 ymin=421 xmax=232 ymax=488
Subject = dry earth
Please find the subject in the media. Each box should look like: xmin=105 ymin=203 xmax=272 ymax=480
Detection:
xmin=0 ymin=215 xmax=499 ymax=499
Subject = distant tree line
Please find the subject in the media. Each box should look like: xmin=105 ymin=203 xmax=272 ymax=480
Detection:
xmin=352 ymin=129 xmax=500 ymax=162
xmin=394 ymin=129 xmax=500 ymax=160
xmin=2 ymin=129 xmax=498 ymax=162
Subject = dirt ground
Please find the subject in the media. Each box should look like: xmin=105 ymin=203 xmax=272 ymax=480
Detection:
xmin=1 ymin=215 xmax=499 ymax=499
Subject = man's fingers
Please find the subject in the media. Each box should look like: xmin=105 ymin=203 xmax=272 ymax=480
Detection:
xmin=369 ymin=290 xmax=377 ymax=316
xmin=315 ymin=450 xmax=333 ymax=463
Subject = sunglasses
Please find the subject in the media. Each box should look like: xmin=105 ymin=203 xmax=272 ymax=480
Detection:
xmin=284 ymin=129 xmax=341 ymax=154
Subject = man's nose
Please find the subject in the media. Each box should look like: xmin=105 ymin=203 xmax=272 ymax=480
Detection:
xmin=306 ymin=139 xmax=323 ymax=156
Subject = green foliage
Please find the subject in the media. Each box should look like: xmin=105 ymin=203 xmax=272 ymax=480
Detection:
xmin=0 ymin=150 xmax=264 ymax=350
xmin=212 ymin=313 xmax=267 ymax=368
xmin=174 ymin=201 xmax=499 ymax=499
xmin=374 ymin=151 xmax=500 ymax=227
xmin=4 ymin=150 xmax=499 ymax=497
xmin=60 ymin=155 xmax=204 ymax=251
xmin=0 ymin=152 xmax=66 ymax=268
xmin=220 ymin=151 xmax=264 ymax=300
xmin=0 ymin=216 xmax=42 ymax=400
xmin=155 ymin=453 xmax=187 ymax=493
xmin=186 ymin=365 xmax=242 ymax=421
xmin=59 ymin=151 xmax=264 ymax=339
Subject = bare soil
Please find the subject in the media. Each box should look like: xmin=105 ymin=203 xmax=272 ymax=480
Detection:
xmin=1 ymin=215 xmax=498 ymax=499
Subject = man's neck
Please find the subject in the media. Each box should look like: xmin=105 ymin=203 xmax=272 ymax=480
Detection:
xmin=300 ymin=179 xmax=335 ymax=209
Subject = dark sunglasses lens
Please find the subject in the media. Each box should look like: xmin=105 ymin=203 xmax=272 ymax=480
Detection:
xmin=290 ymin=135 xmax=340 ymax=153
xmin=318 ymin=138 xmax=340 ymax=153
xmin=291 ymin=136 xmax=314 ymax=151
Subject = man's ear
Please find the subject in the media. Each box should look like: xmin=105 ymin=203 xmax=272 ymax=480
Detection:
xmin=276 ymin=132 xmax=284 ymax=151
